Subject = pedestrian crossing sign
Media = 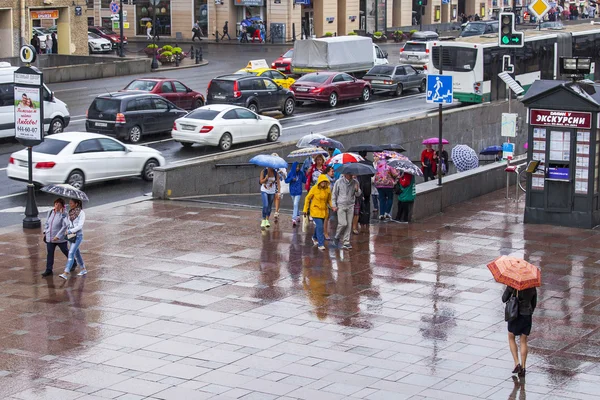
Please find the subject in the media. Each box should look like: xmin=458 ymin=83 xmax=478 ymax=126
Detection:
xmin=426 ymin=75 xmax=453 ymax=104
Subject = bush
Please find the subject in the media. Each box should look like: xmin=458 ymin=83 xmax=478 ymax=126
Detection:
xmin=409 ymin=29 xmax=418 ymax=36
xmin=324 ymin=32 xmax=333 ymax=37
xmin=394 ymin=30 xmax=403 ymax=36
xmin=172 ymin=47 xmax=182 ymax=54
xmin=162 ymin=45 xmax=173 ymax=52
xmin=146 ymin=43 xmax=158 ymax=49
xmin=347 ymin=31 xmax=357 ymax=36
xmin=373 ymin=31 xmax=383 ymax=37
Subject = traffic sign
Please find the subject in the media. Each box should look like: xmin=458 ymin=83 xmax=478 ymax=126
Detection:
xmin=529 ymin=0 xmax=550 ymax=19
xmin=426 ymin=75 xmax=453 ymax=104
xmin=19 ymin=45 xmax=36 ymax=64
xmin=110 ymin=1 xmax=119 ymax=13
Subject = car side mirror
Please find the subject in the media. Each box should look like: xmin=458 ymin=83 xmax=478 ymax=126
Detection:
xmin=278 ymin=85 xmax=283 ymax=90
xmin=187 ymin=88 xmax=192 ymax=92
xmin=384 ymin=51 xmax=389 ymax=58
xmin=125 ymin=146 xmax=132 ymax=153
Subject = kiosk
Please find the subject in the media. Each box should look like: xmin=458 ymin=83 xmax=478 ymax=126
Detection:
xmin=521 ymin=80 xmax=600 ymax=228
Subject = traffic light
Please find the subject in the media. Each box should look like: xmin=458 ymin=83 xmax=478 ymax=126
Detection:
xmin=418 ymin=0 xmax=428 ymax=5
xmin=498 ymin=12 xmax=523 ymax=48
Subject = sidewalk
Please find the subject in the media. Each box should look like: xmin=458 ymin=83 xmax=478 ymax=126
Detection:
xmin=1 ymin=190 xmax=600 ymax=399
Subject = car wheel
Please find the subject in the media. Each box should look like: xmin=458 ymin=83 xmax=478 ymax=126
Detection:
xmin=419 ymin=80 xmax=426 ymax=93
xmin=193 ymin=98 xmax=204 ymax=109
xmin=142 ymin=158 xmax=159 ymax=181
xmin=394 ymin=84 xmax=403 ymax=97
xmin=88 ymin=45 xmax=93 ymax=54
xmin=247 ymin=103 xmax=259 ymax=113
xmin=267 ymin=125 xmax=280 ymax=142
xmin=67 ymin=170 xmax=85 ymax=190
xmin=283 ymin=98 xmax=295 ymax=116
xmin=360 ymin=87 xmax=371 ymax=102
xmin=127 ymin=125 xmax=142 ymax=144
xmin=49 ymin=117 xmax=64 ymax=135
xmin=218 ymin=132 xmax=232 ymax=151
xmin=328 ymin=92 xmax=338 ymax=107
xmin=180 ymin=142 xmax=193 ymax=148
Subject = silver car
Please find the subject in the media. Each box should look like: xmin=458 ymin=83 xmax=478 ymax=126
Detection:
xmin=363 ymin=65 xmax=426 ymax=96
xmin=399 ymin=41 xmax=433 ymax=70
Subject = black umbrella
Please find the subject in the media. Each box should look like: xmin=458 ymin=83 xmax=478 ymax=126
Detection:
xmin=347 ymin=144 xmax=384 ymax=153
xmin=382 ymin=143 xmax=406 ymax=152
xmin=41 ymin=184 xmax=89 ymax=201
xmin=337 ymin=163 xmax=376 ymax=176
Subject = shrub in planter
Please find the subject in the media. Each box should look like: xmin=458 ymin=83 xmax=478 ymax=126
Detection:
xmin=393 ymin=30 xmax=403 ymax=42
xmin=347 ymin=31 xmax=358 ymax=36
xmin=159 ymin=50 xmax=174 ymax=63
xmin=172 ymin=47 xmax=185 ymax=59
xmin=409 ymin=29 xmax=418 ymax=37
xmin=324 ymin=32 xmax=334 ymax=37
xmin=372 ymin=31 xmax=386 ymax=41
xmin=162 ymin=45 xmax=174 ymax=52
xmin=144 ymin=43 xmax=158 ymax=57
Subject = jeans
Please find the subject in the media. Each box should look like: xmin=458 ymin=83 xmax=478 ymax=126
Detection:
xmin=291 ymin=195 xmax=301 ymax=220
xmin=396 ymin=201 xmax=414 ymax=222
xmin=65 ymin=234 xmax=85 ymax=273
xmin=377 ymin=188 xmax=394 ymax=216
xmin=335 ymin=207 xmax=353 ymax=245
xmin=312 ymin=217 xmax=325 ymax=246
xmin=46 ymin=47 xmax=51 ymax=54
xmin=261 ymin=192 xmax=275 ymax=219
xmin=372 ymin=194 xmax=379 ymax=210
xmin=46 ymin=241 xmax=69 ymax=272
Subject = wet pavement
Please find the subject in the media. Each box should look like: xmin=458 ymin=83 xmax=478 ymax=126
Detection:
xmin=1 ymin=190 xmax=600 ymax=400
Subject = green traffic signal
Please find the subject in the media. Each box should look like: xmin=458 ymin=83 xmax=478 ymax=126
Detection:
xmin=502 ymin=36 xmax=509 ymax=44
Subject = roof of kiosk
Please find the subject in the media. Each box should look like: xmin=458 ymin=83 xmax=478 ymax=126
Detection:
xmin=522 ymin=80 xmax=600 ymax=111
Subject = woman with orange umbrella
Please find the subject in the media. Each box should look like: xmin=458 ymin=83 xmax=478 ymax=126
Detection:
xmin=487 ymin=256 xmax=540 ymax=378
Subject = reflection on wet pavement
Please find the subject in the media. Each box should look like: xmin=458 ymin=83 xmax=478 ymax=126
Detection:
xmin=1 ymin=189 xmax=600 ymax=399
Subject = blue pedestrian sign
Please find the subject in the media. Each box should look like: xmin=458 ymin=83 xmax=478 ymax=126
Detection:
xmin=426 ymin=74 xmax=453 ymax=104
xmin=110 ymin=1 xmax=120 ymax=13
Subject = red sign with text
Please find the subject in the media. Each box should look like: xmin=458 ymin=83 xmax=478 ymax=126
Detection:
xmin=529 ymin=109 xmax=592 ymax=129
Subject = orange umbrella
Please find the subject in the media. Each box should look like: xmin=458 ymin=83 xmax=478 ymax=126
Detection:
xmin=487 ymin=256 xmax=541 ymax=291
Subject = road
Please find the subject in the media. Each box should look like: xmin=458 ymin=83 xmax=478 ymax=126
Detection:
xmin=0 ymin=43 xmax=454 ymax=228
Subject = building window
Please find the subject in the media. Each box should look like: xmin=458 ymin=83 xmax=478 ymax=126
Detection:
xmin=101 ymin=0 xmax=112 ymax=9
xmin=101 ymin=16 xmax=112 ymax=28
xmin=88 ymin=17 xmax=95 ymax=26
xmin=86 ymin=0 xmax=94 ymax=9
xmin=136 ymin=0 xmax=172 ymax=36
xmin=194 ymin=0 xmax=208 ymax=37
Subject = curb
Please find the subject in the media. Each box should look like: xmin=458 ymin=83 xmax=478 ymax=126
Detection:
xmin=152 ymin=60 xmax=209 ymax=72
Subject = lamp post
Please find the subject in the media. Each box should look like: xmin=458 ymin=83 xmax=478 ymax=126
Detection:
xmin=150 ymin=0 xmax=159 ymax=69
xmin=118 ymin=0 xmax=125 ymax=57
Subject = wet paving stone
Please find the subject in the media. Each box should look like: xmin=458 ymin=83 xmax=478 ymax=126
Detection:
xmin=1 ymin=190 xmax=600 ymax=399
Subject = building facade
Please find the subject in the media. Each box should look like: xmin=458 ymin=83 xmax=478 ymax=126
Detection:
xmin=0 ymin=0 xmax=89 ymax=57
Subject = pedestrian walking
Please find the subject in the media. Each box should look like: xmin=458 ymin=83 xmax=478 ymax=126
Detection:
xmin=331 ymin=173 xmax=361 ymax=249
xmin=192 ymin=20 xmax=203 ymax=41
xmin=31 ymin=35 xmax=40 ymax=54
xmin=59 ymin=199 xmax=87 ymax=280
xmin=51 ymin=33 xmax=58 ymax=54
xmin=41 ymin=198 xmax=69 ymax=277
xmin=239 ymin=21 xmax=249 ymax=43
xmin=356 ymin=151 xmax=373 ymax=228
xmin=395 ymin=172 xmax=416 ymax=222
xmin=436 ymin=145 xmax=449 ymax=175
xmin=421 ymin=143 xmax=437 ymax=181
xmin=285 ymin=162 xmax=306 ymax=227
xmin=303 ymin=174 xmax=332 ymax=250
xmin=374 ymin=156 xmax=398 ymax=220
xmin=259 ymin=167 xmax=279 ymax=229
xmin=273 ymin=159 xmax=287 ymax=222
xmin=305 ymin=154 xmax=326 ymax=191
xmin=45 ymin=35 xmax=53 ymax=54
xmin=323 ymin=166 xmax=336 ymax=240
xmin=146 ymin=21 xmax=153 ymax=40
xmin=503 ymin=286 xmax=537 ymax=377
xmin=222 ymin=21 xmax=232 ymax=40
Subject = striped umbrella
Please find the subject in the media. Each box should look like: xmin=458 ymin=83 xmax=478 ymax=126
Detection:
xmin=487 ymin=256 xmax=541 ymax=291
xmin=287 ymin=147 xmax=328 ymax=158
xmin=327 ymin=152 xmax=364 ymax=165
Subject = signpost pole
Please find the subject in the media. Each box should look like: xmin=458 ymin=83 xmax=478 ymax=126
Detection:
xmin=438 ymin=45 xmax=443 ymax=186
xmin=151 ymin=0 xmax=158 ymax=69
xmin=119 ymin=0 xmax=125 ymax=57
xmin=23 ymin=145 xmax=39 ymax=228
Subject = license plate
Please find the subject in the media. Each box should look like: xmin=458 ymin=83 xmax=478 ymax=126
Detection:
xmin=181 ymin=125 xmax=195 ymax=131
xmin=408 ymin=56 xmax=418 ymax=61
xmin=372 ymin=80 xmax=384 ymax=84
xmin=95 ymin=122 xmax=108 ymax=127
xmin=213 ymin=95 xmax=226 ymax=100
xmin=277 ymin=67 xmax=286 ymax=71
xmin=296 ymin=88 xmax=308 ymax=92
xmin=18 ymin=160 xmax=27 ymax=167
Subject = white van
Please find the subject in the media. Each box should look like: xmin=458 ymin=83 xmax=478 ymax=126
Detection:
xmin=0 ymin=62 xmax=70 ymax=139
xmin=373 ymin=44 xmax=389 ymax=66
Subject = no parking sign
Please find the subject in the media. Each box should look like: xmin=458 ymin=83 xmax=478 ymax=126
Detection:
xmin=110 ymin=1 xmax=119 ymax=14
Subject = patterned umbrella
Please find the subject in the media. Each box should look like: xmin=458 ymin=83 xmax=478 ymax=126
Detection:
xmin=487 ymin=256 xmax=541 ymax=291
xmin=249 ymin=154 xmax=288 ymax=169
xmin=296 ymin=133 xmax=326 ymax=148
xmin=451 ymin=144 xmax=479 ymax=172
xmin=309 ymin=137 xmax=344 ymax=150
xmin=422 ymin=137 xmax=449 ymax=145
xmin=387 ymin=159 xmax=423 ymax=177
xmin=374 ymin=151 xmax=409 ymax=161
xmin=327 ymin=152 xmax=364 ymax=165
xmin=287 ymin=147 xmax=328 ymax=158
xmin=41 ymin=184 xmax=89 ymax=201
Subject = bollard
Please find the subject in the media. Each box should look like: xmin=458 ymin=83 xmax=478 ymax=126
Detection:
xmin=175 ymin=53 xmax=180 ymax=67
xmin=190 ymin=45 xmax=194 ymax=58
xmin=198 ymin=46 xmax=203 ymax=62
xmin=195 ymin=49 xmax=200 ymax=64
xmin=215 ymin=29 xmax=219 ymax=43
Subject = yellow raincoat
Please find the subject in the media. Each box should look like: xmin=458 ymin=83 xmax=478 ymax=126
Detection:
xmin=303 ymin=174 xmax=332 ymax=219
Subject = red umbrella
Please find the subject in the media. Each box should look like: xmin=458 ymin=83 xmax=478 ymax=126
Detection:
xmin=327 ymin=152 xmax=364 ymax=165
xmin=487 ymin=256 xmax=541 ymax=291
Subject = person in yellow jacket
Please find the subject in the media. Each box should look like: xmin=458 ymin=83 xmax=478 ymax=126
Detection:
xmin=303 ymin=174 xmax=333 ymax=250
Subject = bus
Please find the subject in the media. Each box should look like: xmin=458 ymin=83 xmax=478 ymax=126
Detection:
xmin=426 ymin=24 xmax=600 ymax=104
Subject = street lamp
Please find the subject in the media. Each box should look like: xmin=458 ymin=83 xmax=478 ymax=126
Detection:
xmin=118 ymin=0 xmax=125 ymax=57
xmin=150 ymin=0 xmax=159 ymax=69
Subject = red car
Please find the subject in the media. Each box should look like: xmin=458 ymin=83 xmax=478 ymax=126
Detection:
xmin=121 ymin=78 xmax=205 ymax=110
xmin=271 ymin=48 xmax=293 ymax=74
xmin=88 ymin=26 xmax=128 ymax=47
xmin=290 ymin=72 xmax=371 ymax=108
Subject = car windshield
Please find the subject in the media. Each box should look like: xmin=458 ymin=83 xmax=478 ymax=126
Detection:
xmin=297 ymin=74 xmax=329 ymax=83
xmin=403 ymin=43 xmax=426 ymax=52
xmin=91 ymin=98 xmax=120 ymax=113
xmin=367 ymin=66 xmax=395 ymax=75
xmin=460 ymin=22 xmax=492 ymax=36
xmin=99 ymin=28 xmax=116 ymax=35
xmin=32 ymin=139 xmax=69 ymax=155
xmin=124 ymin=80 xmax=157 ymax=91
xmin=185 ymin=109 xmax=220 ymax=120
xmin=208 ymin=80 xmax=234 ymax=94
xmin=88 ymin=32 xmax=101 ymax=39
xmin=283 ymin=49 xmax=293 ymax=58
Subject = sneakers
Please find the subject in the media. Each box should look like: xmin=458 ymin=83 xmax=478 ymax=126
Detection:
xmin=41 ymin=270 xmax=52 ymax=277
xmin=312 ymin=238 xmax=318 ymax=246
xmin=260 ymin=220 xmax=267 ymax=230
xmin=58 ymin=272 xmax=70 ymax=280
xmin=292 ymin=219 xmax=297 ymax=227
xmin=77 ymin=269 xmax=87 ymax=276
xmin=265 ymin=219 xmax=271 ymax=228
xmin=274 ymin=212 xmax=279 ymax=221
xmin=318 ymin=246 xmax=326 ymax=250
xmin=342 ymin=243 xmax=353 ymax=249
xmin=385 ymin=213 xmax=391 ymax=220
xmin=378 ymin=215 xmax=385 ymax=220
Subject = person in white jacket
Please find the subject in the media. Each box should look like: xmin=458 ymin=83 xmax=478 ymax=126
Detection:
xmin=59 ymin=199 xmax=87 ymax=279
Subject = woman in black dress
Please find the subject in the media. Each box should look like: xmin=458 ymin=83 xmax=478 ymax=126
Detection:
xmin=502 ymin=286 xmax=537 ymax=377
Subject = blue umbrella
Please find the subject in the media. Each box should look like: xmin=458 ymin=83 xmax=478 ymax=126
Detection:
xmin=250 ymin=154 xmax=288 ymax=169
xmin=480 ymin=145 xmax=502 ymax=155
xmin=309 ymin=137 xmax=344 ymax=150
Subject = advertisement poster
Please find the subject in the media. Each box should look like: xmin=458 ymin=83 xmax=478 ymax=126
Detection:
xmin=14 ymin=86 xmax=42 ymax=142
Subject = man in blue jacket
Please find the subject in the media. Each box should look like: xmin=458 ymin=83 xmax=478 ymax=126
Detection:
xmin=285 ymin=162 xmax=306 ymax=227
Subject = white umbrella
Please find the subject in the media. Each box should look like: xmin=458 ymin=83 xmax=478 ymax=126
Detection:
xmin=451 ymin=145 xmax=479 ymax=172
xmin=296 ymin=133 xmax=326 ymax=148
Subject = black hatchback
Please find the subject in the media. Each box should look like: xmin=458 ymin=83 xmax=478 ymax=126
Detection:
xmin=86 ymin=93 xmax=187 ymax=143
xmin=206 ymin=75 xmax=296 ymax=116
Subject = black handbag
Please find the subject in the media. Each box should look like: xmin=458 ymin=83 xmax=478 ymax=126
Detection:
xmin=505 ymin=290 xmax=519 ymax=322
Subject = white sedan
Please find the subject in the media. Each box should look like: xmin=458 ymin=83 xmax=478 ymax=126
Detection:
xmin=172 ymin=104 xmax=282 ymax=151
xmin=88 ymin=32 xmax=112 ymax=53
xmin=7 ymin=132 xmax=165 ymax=189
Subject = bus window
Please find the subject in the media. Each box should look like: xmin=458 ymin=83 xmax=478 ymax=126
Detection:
xmin=432 ymin=47 xmax=477 ymax=72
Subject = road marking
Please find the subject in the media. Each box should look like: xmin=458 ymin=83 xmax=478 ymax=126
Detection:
xmin=0 ymin=191 xmax=27 ymax=200
xmin=54 ymin=87 xmax=88 ymax=93
xmin=142 ymin=138 xmax=175 ymax=145
xmin=283 ymin=118 xmax=335 ymax=131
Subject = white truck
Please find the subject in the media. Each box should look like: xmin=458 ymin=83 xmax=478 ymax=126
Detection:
xmin=291 ymin=36 xmax=388 ymax=77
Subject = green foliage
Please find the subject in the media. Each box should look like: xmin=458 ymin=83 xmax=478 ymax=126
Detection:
xmin=409 ymin=29 xmax=418 ymax=36
xmin=394 ymin=30 xmax=403 ymax=36
xmin=324 ymin=32 xmax=334 ymax=37
xmin=172 ymin=47 xmax=182 ymax=54
xmin=373 ymin=31 xmax=383 ymax=37
xmin=146 ymin=43 xmax=158 ymax=48
xmin=162 ymin=45 xmax=173 ymax=52
xmin=347 ymin=32 xmax=358 ymax=36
